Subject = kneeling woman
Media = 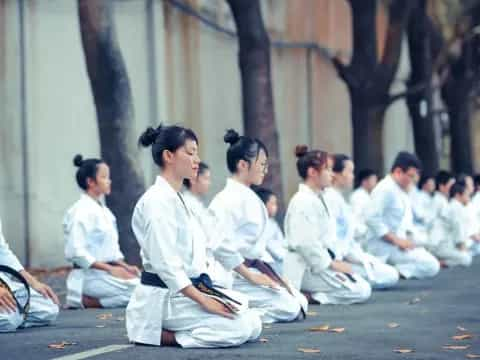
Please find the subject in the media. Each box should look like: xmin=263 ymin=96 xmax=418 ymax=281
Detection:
xmin=126 ymin=125 xmax=262 ymax=348
xmin=209 ymin=130 xmax=307 ymax=324
xmin=63 ymin=155 xmax=140 ymax=308
xmin=284 ymin=146 xmax=371 ymax=305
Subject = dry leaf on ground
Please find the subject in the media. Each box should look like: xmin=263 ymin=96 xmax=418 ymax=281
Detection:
xmin=388 ymin=323 xmax=400 ymax=328
xmin=95 ymin=325 xmax=106 ymax=328
xmin=306 ymin=311 xmax=318 ymax=316
xmin=466 ymin=354 xmax=480 ymax=359
xmin=308 ymin=325 xmax=330 ymax=332
xmin=457 ymin=326 xmax=468 ymax=332
xmin=329 ymin=328 xmax=345 ymax=333
xmin=48 ymin=341 xmax=77 ymax=350
xmin=259 ymin=338 xmax=269 ymax=343
xmin=298 ymin=348 xmax=321 ymax=353
xmin=393 ymin=348 xmax=415 ymax=354
xmin=452 ymin=334 xmax=474 ymax=341
xmin=96 ymin=313 xmax=113 ymax=320
xmin=443 ymin=345 xmax=470 ymax=350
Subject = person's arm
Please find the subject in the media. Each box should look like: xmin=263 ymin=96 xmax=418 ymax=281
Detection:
xmin=19 ymin=270 xmax=59 ymax=305
xmin=140 ymin=199 xmax=234 ymax=318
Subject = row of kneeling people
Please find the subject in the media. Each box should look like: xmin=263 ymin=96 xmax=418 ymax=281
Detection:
xmin=1 ymin=124 xmax=479 ymax=349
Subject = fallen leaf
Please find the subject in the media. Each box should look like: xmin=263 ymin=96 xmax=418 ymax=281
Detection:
xmin=298 ymin=348 xmax=321 ymax=353
xmin=96 ymin=313 xmax=113 ymax=320
xmin=452 ymin=334 xmax=474 ymax=341
xmin=408 ymin=297 xmax=421 ymax=305
xmin=457 ymin=326 xmax=468 ymax=332
xmin=95 ymin=325 xmax=106 ymax=328
xmin=259 ymin=338 xmax=269 ymax=343
xmin=306 ymin=311 xmax=318 ymax=316
xmin=443 ymin=345 xmax=470 ymax=350
xmin=264 ymin=325 xmax=272 ymax=329
xmin=308 ymin=325 xmax=330 ymax=332
xmin=116 ymin=317 xmax=125 ymax=321
xmin=329 ymin=327 xmax=345 ymax=333
xmin=393 ymin=348 xmax=415 ymax=354
xmin=388 ymin=323 xmax=400 ymax=329
xmin=48 ymin=341 xmax=77 ymax=350
xmin=466 ymin=354 xmax=480 ymax=359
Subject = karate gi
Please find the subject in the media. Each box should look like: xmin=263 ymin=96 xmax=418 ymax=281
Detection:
xmin=209 ymin=178 xmax=307 ymax=323
xmin=324 ymin=187 xmax=399 ymax=289
xmin=63 ymin=194 xmax=139 ymax=308
xmin=0 ymin=219 xmax=58 ymax=332
xmin=365 ymin=176 xmax=440 ymax=279
xmin=126 ymin=176 xmax=262 ymax=347
xmin=349 ymin=187 xmax=372 ymax=248
xmin=283 ymin=184 xmax=371 ymax=305
xmin=429 ymin=199 xmax=472 ymax=267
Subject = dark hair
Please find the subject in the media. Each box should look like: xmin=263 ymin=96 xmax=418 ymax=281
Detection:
xmin=418 ymin=174 xmax=435 ymax=190
xmin=294 ymin=145 xmax=329 ymax=180
xmin=224 ymin=129 xmax=268 ymax=173
xmin=355 ymin=168 xmax=376 ymax=189
xmin=183 ymin=162 xmax=210 ymax=189
xmin=474 ymin=174 xmax=480 ymax=188
xmin=139 ymin=124 xmax=198 ymax=167
xmin=456 ymin=173 xmax=472 ymax=185
xmin=435 ymin=170 xmax=454 ymax=190
xmin=390 ymin=151 xmax=422 ymax=173
xmin=73 ymin=154 xmax=104 ymax=191
xmin=332 ymin=154 xmax=351 ymax=173
xmin=450 ymin=181 xmax=467 ymax=198
xmin=251 ymin=185 xmax=275 ymax=205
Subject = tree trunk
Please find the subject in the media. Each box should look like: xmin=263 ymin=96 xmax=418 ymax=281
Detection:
xmin=226 ymin=0 xmax=284 ymax=210
xmin=334 ymin=0 xmax=413 ymax=175
xmin=406 ymin=0 xmax=439 ymax=176
xmin=350 ymin=97 xmax=385 ymax=174
xmin=78 ymin=0 xmax=144 ymax=265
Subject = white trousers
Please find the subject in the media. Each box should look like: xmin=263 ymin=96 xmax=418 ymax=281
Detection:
xmin=431 ymin=246 xmax=472 ymax=267
xmin=126 ymin=284 xmax=262 ymax=348
xmin=232 ymin=269 xmax=306 ymax=324
xmin=371 ymin=246 xmax=440 ymax=279
xmin=66 ymin=268 xmax=139 ymax=308
xmin=351 ymin=256 xmax=399 ymax=289
xmin=301 ymin=268 xmax=371 ymax=305
xmin=0 ymin=277 xmax=59 ymax=332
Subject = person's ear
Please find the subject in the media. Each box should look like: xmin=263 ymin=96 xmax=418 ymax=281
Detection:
xmin=162 ymin=149 xmax=175 ymax=164
xmin=86 ymin=177 xmax=96 ymax=189
xmin=237 ymin=159 xmax=249 ymax=172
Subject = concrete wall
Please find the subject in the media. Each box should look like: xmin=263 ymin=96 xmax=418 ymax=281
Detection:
xmin=0 ymin=0 xmax=418 ymax=267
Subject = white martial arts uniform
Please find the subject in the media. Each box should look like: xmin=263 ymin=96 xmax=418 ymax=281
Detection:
xmin=63 ymin=194 xmax=139 ymax=308
xmin=209 ymin=178 xmax=307 ymax=323
xmin=429 ymin=199 xmax=472 ymax=267
xmin=365 ymin=176 xmax=440 ymax=279
xmin=261 ymin=218 xmax=287 ymax=275
xmin=283 ymin=184 xmax=371 ymax=305
xmin=324 ymin=187 xmax=399 ymax=289
xmin=126 ymin=176 xmax=262 ymax=347
xmin=470 ymin=193 xmax=480 ymax=255
xmin=0 ymin=219 xmax=59 ymax=332
xmin=349 ymin=187 xmax=372 ymax=248
xmin=409 ymin=188 xmax=436 ymax=247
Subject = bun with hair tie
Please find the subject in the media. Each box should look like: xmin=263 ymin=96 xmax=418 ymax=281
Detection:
xmin=224 ymin=129 xmax=240 ymax=145
xmin=295 ymin=145 xmax=309 ymax=158
xmin=73 ymin=154 xmax=84 ymax=167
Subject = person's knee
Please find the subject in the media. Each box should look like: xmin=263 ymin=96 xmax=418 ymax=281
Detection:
xmin=354 ymin=280 xmax=372 ymax=303
xmin=460 ymin=253 xmax=473 ymax=267
xmin=373 ymin=267 xmax=399 ymax=289
xmin=0 ymin=312 xmax=23 ymax=333
xmin=422 ymin=256 xmax=440 ymax=277
xmin=277 ymin=292 xmax=302 ymax=321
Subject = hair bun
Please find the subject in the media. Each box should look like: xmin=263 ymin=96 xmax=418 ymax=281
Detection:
xmin=224 ymin=129 xmax=240 ymax=145
xmin=73 ymin=154 xmax=84 ymax=167
xmin=139 ymin=125 xmax=161 ymax=147
xmin=295 ymin=145 xmax=309 ymax=158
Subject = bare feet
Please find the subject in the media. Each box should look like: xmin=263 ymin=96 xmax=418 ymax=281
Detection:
xmin=82 ymin=295 xmax=102 ymax=308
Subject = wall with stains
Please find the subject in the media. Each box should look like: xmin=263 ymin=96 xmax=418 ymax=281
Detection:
xmin=0 ymin=0 xmax=414 ymax=267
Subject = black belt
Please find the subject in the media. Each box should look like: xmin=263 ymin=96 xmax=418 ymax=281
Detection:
xmin=0 ymin=265 xmax=30 ymax=318
xmin=327 ymin=249 xmax=357 ymax=283
xmin=141 ymin=271 xmax=242 ymax=306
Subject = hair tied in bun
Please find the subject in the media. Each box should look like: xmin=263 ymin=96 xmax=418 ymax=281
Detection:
xmin=295 ymin=145 xmax=309 ymax=158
